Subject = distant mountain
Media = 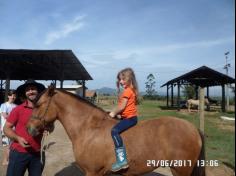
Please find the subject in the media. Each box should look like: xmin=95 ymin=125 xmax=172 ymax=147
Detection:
xmin=96 ymin=87 xmax=117 ymax=95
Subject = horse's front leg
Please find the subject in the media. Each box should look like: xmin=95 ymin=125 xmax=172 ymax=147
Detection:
xmin=188 ymin=103 xmax=191 ymax=112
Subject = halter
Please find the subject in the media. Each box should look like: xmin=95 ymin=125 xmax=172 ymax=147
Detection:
xmin=31 ymin=96 xmax=53 ymax=128
xmin=29 ymin=96 xmax=54 ymax=165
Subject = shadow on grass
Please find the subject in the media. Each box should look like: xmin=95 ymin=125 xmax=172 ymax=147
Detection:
xmin=159 ymin=106 xmax=181 ymax=111
xmin=222 ymin=161 xmax=235 ymax=170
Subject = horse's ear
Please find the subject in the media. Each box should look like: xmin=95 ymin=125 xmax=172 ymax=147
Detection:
xmin=48 ymin=84 xmax=56 ymax=97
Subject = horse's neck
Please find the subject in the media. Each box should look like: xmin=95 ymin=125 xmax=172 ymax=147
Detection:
xmin=54 ymin=92 xmax=109 ymax=142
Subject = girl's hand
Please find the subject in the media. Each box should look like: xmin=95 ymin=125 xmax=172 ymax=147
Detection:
xmin=116 ymin=115 xmax=122 ymax=119
xmin=109 ymin=112 xmax=116 ymax=118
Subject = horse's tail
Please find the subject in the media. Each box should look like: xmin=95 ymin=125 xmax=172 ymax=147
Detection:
xmin=191 ymin=130 xmax=206 ymax=176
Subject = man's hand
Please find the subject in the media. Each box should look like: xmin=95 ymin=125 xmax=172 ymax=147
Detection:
xmin=17 ymin=136 xmax=30 ymax=148
xmin=4 ymin=121 xmax=30 ymax=148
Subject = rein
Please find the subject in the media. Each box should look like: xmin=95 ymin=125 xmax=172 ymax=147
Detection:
xmin=40 ymin=131 xmax=49 ymax=164
xmin=31 ymin=96 xmax=53 ymax=164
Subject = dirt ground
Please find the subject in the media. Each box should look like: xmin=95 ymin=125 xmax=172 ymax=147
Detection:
xmin=0 ymin=121 xmax=235 ymax=176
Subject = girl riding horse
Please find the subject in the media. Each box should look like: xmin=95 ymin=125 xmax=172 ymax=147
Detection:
xmin=109 ymin=68 xmax=139 ymax=172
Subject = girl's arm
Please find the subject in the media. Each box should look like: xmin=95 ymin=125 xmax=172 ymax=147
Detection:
xmin=109 ymin=98 xmax=128 ymax=118
xmin=1 ymin=112 xmax=8 ymax=119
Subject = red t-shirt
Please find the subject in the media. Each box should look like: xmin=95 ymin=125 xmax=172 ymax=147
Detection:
xmin=118 ymin=87 xmax=138 ymax=118
xmin=7 ymin=102 xmax=42 ymax=153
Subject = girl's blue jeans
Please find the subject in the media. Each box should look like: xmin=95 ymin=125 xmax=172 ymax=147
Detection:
xmin=111 ymin=117 xmax=138 ymax=148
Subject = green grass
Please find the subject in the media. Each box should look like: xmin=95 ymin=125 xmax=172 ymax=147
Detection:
xmin=98 ymin=98 xmax=235 ymax=168
xmin=204 ymin=113 xmax=235 ymax=168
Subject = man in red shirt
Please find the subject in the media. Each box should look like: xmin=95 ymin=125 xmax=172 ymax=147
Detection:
xmin=3 ymin=79 xmax=45 ymax=176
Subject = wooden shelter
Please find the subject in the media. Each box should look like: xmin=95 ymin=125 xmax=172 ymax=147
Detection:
xmin=161 ymin=66 xmax=235 ymax=112
xmin=0 ymin=49 xmax=92 ymax=102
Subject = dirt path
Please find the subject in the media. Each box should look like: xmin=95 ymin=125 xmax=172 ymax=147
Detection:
xmin=0 ymin=121 xmax=234 ymax=176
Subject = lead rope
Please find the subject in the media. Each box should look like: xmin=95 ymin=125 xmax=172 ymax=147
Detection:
xmin=40 ymin=130 xmax=50 ymax=164
xmin=39 ymin=97 xmax=52 ymax=164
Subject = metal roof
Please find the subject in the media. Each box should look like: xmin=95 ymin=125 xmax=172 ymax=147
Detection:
xmin=161 ymin=65 xmax=235 ymax=87
xmin=0 ymin=49 xmax=92 ymax=81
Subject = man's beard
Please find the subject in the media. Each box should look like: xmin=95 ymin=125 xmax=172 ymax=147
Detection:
xmin=26 ymin=93 xmax=37 ymax=102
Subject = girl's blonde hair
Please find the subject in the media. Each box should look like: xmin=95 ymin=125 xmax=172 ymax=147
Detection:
xmin=116 ymin=68 xmax=139 ymax=103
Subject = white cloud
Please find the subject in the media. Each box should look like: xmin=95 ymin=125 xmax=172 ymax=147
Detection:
xmin=79 ymin=37 xmax=234 ymax=68
xmin=45 ymin=15 xmax=86 ymax=45
xmin=130 ymin=37 xmax=235 ymax=56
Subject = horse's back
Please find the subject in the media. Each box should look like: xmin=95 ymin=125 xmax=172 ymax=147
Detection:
xmin=124 ymin=116 xmax=201 ymax=152
xmin=121 ymin=117 xmax=202 ymax=175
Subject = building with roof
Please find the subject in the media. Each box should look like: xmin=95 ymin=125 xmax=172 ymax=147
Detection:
xmin=0 ymin=49 xmax=92 ymax=102
xmin=161 ymin=66 xmax=235 ymax=112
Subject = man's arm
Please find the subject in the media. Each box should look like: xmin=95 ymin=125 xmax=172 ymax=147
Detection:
xmin=3 ymin=121 xmax=30 ymax=148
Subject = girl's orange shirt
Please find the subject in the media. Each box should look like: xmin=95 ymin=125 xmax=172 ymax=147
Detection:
xmin=118 ymin=87 xmax=137 ymax=118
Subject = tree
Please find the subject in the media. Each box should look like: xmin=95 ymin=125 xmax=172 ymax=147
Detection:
xmin=145 ymin=73 xmax=157 ymax=98
xmin=182 ymin=85 xmax=195 ymax=99
xmin=230 ymin=85 xmax=235 ymax=94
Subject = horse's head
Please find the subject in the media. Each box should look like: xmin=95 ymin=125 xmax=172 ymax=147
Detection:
xmin=204 ymin=97 xmax=210 ymax=105
xmin=27 ymin=85 xmax=57 ymax=136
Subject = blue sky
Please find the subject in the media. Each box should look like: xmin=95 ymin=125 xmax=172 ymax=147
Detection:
xmin=0 ymin=0 xmax=235 ymax=94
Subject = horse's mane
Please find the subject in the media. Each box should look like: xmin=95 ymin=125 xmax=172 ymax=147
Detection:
xmin=57 ymin=89 xmax=107 ymax=114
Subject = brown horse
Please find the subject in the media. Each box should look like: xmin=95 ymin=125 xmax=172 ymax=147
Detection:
xmin=26 ymin=86 xmax=205 ymax=176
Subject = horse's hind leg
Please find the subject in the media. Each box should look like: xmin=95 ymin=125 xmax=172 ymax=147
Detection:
xmin=170 ymin=167 xmax=192 ymax=176
xmin=187 ymin=102 xmax=191 ymax=112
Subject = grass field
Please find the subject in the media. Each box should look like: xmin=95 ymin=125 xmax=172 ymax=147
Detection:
xmin=97 ymin=98 xmax=235 ymax=169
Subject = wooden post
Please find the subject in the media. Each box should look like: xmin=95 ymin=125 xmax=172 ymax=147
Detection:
xmin=206 ymin=86 xmax=209 ymax=98
xmin=166 ymin=84 xmax=169 ymax=107
xmin=195 ymin=86 xmax=199 ymax=100
xmin=0 ymin=80 xmax=3 ymax=90
xmin=177 ymin=82 xmax=180 ymax=111
xmin=206 ymin=86 xmax=210 ymax=111
xmin=82 ymin=80 xmax=86 ymax=98
xmin=199 ymin=86 xmax=205 ymax=133
xmin=226 ymin=83 xmax=230 ymax=112
xmin=4 ymin=78 xmax=10 ymax=102
xmin=60 ymin=80 xmax=64 ymax=88
xmin=222 ymin=84 xmax=226 ymax=112
xmin=171 ymin=84 xmax=174 ymax=107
